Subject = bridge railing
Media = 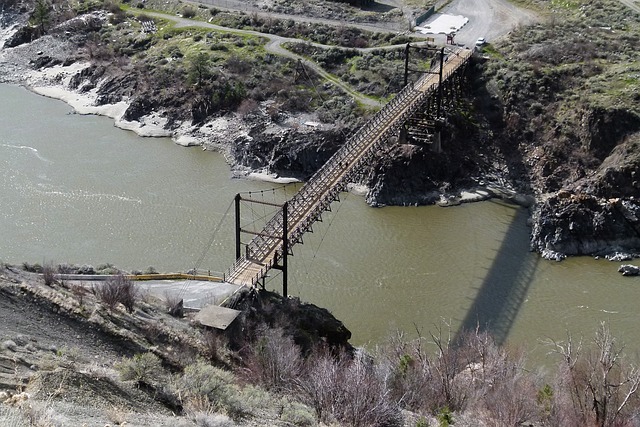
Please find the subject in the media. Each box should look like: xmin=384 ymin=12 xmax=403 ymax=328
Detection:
xmin=241 ymin=67 xmax=441 ymax=265
xmin=226 ymin=48 xmax=473 ymax=284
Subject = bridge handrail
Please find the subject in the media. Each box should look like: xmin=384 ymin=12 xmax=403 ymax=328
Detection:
xmin=244 ymin=72 xmax=437 ymax=262
xmin=228 ymin=48 xmax=473 ymax=283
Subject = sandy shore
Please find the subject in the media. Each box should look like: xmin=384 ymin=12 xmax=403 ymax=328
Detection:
xmin=24 ymin=61 xmax=183 ymax=138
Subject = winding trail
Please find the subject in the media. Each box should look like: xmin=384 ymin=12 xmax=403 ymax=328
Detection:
xmin=145 ymin=11 xmax=395 ymax=107
xmin=145 ymin=0 xmax=539 ymax=107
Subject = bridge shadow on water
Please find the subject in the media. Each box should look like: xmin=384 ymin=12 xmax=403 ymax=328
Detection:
xmin=453 ymin=201 xmax=540 ymax=347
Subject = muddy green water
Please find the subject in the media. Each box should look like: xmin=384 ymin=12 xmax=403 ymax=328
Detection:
xmin=2 ymin=84 xmax=639 ymax=366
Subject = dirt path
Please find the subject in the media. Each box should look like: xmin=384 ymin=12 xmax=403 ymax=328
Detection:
xmin=146 ymin=11 xmax=386 ymax=107
xmin=148 ymin=0 xmax=539 ymax=106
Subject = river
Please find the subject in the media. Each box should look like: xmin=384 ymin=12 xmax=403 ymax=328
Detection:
xmin=2 ymin=83 xmax=639 ymax=366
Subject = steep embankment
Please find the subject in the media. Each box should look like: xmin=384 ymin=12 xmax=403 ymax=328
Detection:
xmin=477 ymin=0 xmax=640 ymax=258
xmin=363 ymin=0 xmax=640 ymax=259
xmin=0 ymin=265 xmax=352 ymax=426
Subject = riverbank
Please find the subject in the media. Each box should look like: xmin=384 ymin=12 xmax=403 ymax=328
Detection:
xmin=0 ymin=8 xmax=529 ymax=203
xmin=2 ymin=0 xmax=640 ymax=261
xmin=3 ymin=263 xmax=640 ymax=426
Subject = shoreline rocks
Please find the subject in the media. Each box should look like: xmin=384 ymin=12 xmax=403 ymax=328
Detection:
xmin=619 ymin=265 xmax=640 ymax=276
xmin=530 ymin=192 xmax=640 ymax=259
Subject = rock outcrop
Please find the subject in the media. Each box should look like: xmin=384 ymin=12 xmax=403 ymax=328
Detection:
xmin=226 ymin=288 xmax=353 ymax=355
xmin=530 ymin=193 xmax=640 ymax=257
xmin=619 ymin=264 xmax=640 ymax=276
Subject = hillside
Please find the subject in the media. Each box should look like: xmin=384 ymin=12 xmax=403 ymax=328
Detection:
xmin=0 ymin=264 xmax=354 ymax=426
xmin=3 ymin=264 xmax=640 ymax=426
xmin=478 ymin=0 xmax=640 ymax=258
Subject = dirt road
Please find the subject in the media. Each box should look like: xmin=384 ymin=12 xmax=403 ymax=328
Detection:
xmin=437 ymin=0 xmax=539 ymax=46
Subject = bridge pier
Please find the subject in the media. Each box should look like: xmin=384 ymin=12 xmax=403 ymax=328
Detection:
xmin=401 ymin=47 xmax=472 ymax=152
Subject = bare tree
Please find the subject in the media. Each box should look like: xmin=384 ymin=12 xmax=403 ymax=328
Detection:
xmin=298 ymin=349 xmax=401 ymax=427
xmin=94 ymin=274 xmax=136 ymax=313
xmin=242 ymin=326 xmax=303 ymax=392
xmin=549 ymin=323 xmax=640 ymax=426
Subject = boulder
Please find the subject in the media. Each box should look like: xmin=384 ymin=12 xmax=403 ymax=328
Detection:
xmin=4 ymin=25 xmax=35 ymax=48
xmin=618 ymin=265 xmax=640 ymax=276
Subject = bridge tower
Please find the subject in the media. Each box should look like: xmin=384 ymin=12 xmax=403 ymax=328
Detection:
xmin=233 ymin=193 xmax=290 ymax=297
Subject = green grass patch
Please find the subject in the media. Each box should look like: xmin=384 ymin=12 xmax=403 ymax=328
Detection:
xmin=550 ymin=0 xmax=581 ymax=10
xmin=480 ymin=43 xmax=503 ymax=60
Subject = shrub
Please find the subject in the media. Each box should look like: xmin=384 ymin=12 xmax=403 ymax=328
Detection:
xmin=437 ymin=406 xmax=453 ymax=426
xmin=70 ymin=283 xmax=88 ymax=306
xmin=203 ymin=330 xmax=227 ymax=363
xmin=144 ymin=266 xmax=158 ymax=274
xmin=178 ymin=360 xmax=246 ymax=419
xmin=236 ymin=98 xmax=259 ymax=116
xmin=547 ymin=323 xmax=640 ymax=426
xmin=22 ymin=262 xmax=42 ymax=273
xmin=182 ymin=6 xmax=197 ymax=18
xmin=298 ymin=349 xmax=401 ymax=426
xmin=42 ymin=263 xmax=55 ymax=286
xmin=77 ymin=264 xmax=95 ymax=274
xmin=56 ymin=263 xmax=75 ymax=274
xmin=114 ymin=352 xmax=163 ymax=384
xmin=94 ymin=274 xmax=136 ymax=312
xmin=281 ymin=400 xmax=316 ymax=426
xmin=242 ymin=327 xmax=303 ymax=392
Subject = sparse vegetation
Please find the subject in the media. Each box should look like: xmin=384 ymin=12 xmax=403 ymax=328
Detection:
xmin=3 ymin=0 xmax=640 ymax=422
xmin=115 ymin=352 xmax=164 ymax=384
xmin=32 ymin=0 xmax=51 ymax=34
xmin=2 ymin=264 xmax=640 ymax=426
xmin=42 ymin=263 xmax=55 ymax=286
xmin=93 ymin=274 xmax=137 ymax=312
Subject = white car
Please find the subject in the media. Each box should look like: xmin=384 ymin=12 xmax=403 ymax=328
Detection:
xmin=475 ymin=37 xmax=486 ymax=46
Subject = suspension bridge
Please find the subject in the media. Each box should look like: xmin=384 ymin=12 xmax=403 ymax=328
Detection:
xmin=223 ymin=46 xmax=474 ymax=294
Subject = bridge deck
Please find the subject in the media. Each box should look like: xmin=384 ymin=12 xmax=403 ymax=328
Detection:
xmin=225 ymin=47 xmax=473 ymax=287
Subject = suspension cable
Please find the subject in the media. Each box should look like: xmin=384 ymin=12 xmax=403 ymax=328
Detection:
xmin=178 ymin=198 xmax=235 ymax=299
xmin=311 ymin=188 xmax=350 ymax=260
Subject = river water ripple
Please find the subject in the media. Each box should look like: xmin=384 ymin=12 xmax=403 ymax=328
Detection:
xmin=2 ymin=84 xmax=639 ymax=367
